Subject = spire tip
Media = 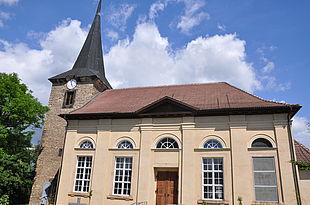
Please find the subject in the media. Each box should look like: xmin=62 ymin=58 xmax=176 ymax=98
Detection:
xmin=96 ymin=0 xmax=102 ymax=15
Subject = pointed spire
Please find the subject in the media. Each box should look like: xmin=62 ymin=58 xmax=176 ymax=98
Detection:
xmin=96 ymin=0 xmax=102 ymax=15
xmin=49 ymin=0 xmax=112 ymax=89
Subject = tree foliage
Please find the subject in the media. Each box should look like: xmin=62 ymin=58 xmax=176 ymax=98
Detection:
xmin=0 ymin=73 xmax=48 ymax=205
xmin=291 ymin=160 xmax=310 ymax=170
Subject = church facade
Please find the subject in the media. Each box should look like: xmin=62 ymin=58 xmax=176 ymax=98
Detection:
xmin=55 ymin=83 xmax=304 ymax=205
xmin=30 ymin=1 xmax=310 ymax=205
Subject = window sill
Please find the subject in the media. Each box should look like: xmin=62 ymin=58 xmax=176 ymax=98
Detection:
xmin=248 ymin=148 xmax=277 ymax=151
xmin=251 ymin=202 xmax=283 ymax=205
xmin=74 ymin=148 xmax=96 ymax=151
xmin=152 ymin=149 xmax=181 ymax=152
xmin=197 ymin=200 xmax=229 ymax=205
xmin=108 ymin=148 xmax=140 ymax=151
xmin=194 ymin=148 xmax=231 ymax=152
xmin=107 ymin=195 xmax=133 ymax=201
xmin=68 ymin=192 xmax=90 ymax=198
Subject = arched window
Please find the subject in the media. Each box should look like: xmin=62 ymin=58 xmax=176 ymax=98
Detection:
xmin=117 ymin=140 xmax=134 ymax=149
xmin=204 ymin=140 xmax=223 ymax=149
xmin=79 ymin=140 xmax=94 ymax=149
xmin=156 ymin=137 xmax=179 ymax=149
xmin=251 ymin=138 xmax=273 ymax=148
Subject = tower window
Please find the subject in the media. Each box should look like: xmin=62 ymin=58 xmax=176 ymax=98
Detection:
xmin=63 ymin=90 xmax=76 ymax=108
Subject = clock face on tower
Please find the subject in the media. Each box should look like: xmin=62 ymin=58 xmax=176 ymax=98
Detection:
xmin=66 ymin=79 xmax=77 ymax=89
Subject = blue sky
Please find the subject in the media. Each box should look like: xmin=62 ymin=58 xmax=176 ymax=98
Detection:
xmin=0 ymin=0 xmax=309 ymax=147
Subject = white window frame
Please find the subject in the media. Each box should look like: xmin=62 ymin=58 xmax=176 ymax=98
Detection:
xmin=73 ymin=156 xmax=93 ymax=193
xmin=117 ymin=140 xmax=134 ymax=149
xmin=79 ymin=140 xmax=94 ymax=149
xmin=202 ymin=158 xmax=224 ymax=201
xmin=252 ymin=157 xmax=278 ymax=202
xmin=204 ymin=140 xmax=223 ymax=149
xmin=156 ymin=137 xmax=179 ymax=149
xmin=112 ymin=157 xmax=133 ymax=196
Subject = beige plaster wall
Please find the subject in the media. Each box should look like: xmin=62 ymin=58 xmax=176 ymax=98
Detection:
xmin=298 ymin=170 xmax=310 ymax=204
xmin=56 ymin=114 xmax=300 ymax=205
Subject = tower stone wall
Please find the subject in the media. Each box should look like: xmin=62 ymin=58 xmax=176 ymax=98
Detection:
xmin=29 ymin=81 xmax=103 ymax=205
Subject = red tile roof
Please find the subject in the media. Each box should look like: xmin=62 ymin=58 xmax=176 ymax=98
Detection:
xmin=67 ymin=82 xmax=300 ymax=118
xmin=294 ymin=140 xmax=310 ymax=163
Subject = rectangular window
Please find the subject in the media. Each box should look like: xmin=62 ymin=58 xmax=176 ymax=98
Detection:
xmin=202 ymin=158 xmax=224 ymax=200
xmin=253 ymin=157 xmax=278 ymax=202
xmin=74 ymin=156 xmax=92 ymax=192
xmin=113 ymin=157 xmax=133 ymax=196
xmin=63 ymin=90 xmax=76 ymax=108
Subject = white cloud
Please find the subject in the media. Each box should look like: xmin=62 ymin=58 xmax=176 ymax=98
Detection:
xmin=261 ymin=56 xmax=274 ymax=73
xmin=262 ymin=60 xmax=275 ymax=73
xmin=176 ymin=0 xmax=209 ymax=33
xmin=0 ymin=0 xmax=18 ymax=6
xmin=107 ymin=30 xmax=119 ymax=41
xmin=0 ymin=19 xmax=87 ymax=105
xmin=217 ymin=23 xmax=226 ymax=32
xmin=292 ymin=116 xmax=310 ymax=148
xmin=0 ymin=11 xmax=11 ymax=28
xmin=105 ymin=22 xmax=261 ymax=92
xmin=149 ymin=0 xmax=171 ymax=20
xmin=269 ymin=45 xmax=277 ymax=51
xmin=256 ymin=46 xmax=289 ymax=90
xmin=0 ymin=11 xmax=10 ymax=19
xmin=177 ymin=12 xmax=209 ymax=33
xmin=108 ymin=4 xmax=136 ymax=31
xmin=148 ymin=0 xmax=209 ymax=33
xmin=261 ymin=76 xmax=290 ymax=91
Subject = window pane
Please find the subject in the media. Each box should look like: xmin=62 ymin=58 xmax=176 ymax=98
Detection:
xmin=255 ymin=187 xmax=278 ymax=202
xmin=252 ymin=138 xmax=273 ymax=148
xmin=253 ymin=157 xmax=278 ymax=202
xmin=117 ymin=140 xmax=134 ymax=149
xmin=74 ymin=156 xmax=92 ymax=192
xmin=80 ymin=141 xmax=94 ymax=149
xmin=253 ymin=157 xmax=275 ymax=171
xmin=254 ymin=172 xmax=277 ymax=186
xmin=202 ymin=158 xmax=223 ymax=200
xmin=156 ymin=138 xmax=179 ymax=149
xmin=204 ymin=140 xmax=223 ymax=149
xmin=113 ymin=157 xmax=133 ymax=196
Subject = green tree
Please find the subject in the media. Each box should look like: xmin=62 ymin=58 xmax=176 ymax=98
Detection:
xmin=0 ymin=73 xmax=48 ymax=205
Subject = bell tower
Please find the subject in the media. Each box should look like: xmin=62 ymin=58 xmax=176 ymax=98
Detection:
xmin=29 ymin=0 xmax=111 ymax=204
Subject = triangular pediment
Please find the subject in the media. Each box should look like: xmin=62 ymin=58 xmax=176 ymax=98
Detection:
xmin=137 ymin=96 xmax=197 ymax=116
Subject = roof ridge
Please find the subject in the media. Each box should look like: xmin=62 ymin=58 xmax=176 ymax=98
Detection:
xmin=105 ymin=82 xmax=226 ymax=91
xmin=223 ymin=82 xmax=291 ymax=106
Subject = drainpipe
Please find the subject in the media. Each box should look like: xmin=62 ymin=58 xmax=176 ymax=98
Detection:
xmin=287 ymin=110 xmax=301 ymax=205
xmin=228 ymin=118 xmax=235 ymax=205
xmin=135 ymin=126 xmax=143 ymax=204
xmin=180 ymin=125 xmax=184 ymax=204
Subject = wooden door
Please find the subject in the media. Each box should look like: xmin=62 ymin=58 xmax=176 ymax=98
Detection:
xmin=156 ymin=171 xmax=178 ymax=205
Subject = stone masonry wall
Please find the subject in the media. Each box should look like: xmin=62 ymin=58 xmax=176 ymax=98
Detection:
xmin=29 ymin=81 xmax=103 ymax=205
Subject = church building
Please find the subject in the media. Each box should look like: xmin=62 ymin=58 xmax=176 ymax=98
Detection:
xmin=30 ymin=1 xmax=310 ymax=205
